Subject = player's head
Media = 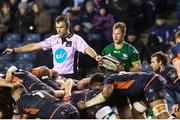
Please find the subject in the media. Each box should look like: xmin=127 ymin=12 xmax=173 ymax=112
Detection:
xmin=11 ymin=84 xmax=25 ymax=102
xmin=55 ymin=15 xmax=70 ymax=37
xmin=151 ymin=51 xmax=169 ymax=72
xmin=175 ymin=30 xmax=180 ymax=43
xmin=90 ymin=73 xmax=105 ymax=90
xmin=31 ymin=66 xmax=51 ymax=78
xmin=112 ymin=22 xmax=126 ymax=44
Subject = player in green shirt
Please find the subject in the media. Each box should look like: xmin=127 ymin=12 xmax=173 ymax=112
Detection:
xmin=102 ymin=22 xmax=142 ymax=73
xmin=100 ymin=22 xmax=144 ymax=119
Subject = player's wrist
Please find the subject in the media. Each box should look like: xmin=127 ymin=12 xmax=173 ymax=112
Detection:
xmin=94 ymin=54 xmax=99 ymax=59
xmin=12 ymin=48 xmax=16 ymax=54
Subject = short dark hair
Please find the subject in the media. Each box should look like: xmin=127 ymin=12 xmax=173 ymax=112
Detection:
xmin=151 ymin=51 xmax=168 ymax=65
xmin=55 ymin=15 xmax=70 ymax=28
xmin=90 ymin=73 xmax=104 ymax=85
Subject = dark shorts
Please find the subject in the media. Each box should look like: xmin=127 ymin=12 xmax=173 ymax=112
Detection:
xmin=144 ymin=76 xmax=165 ymax=103
xmin=107 ymin=90 xmax=130 ymax=108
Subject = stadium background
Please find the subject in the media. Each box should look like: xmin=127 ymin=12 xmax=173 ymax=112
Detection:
xmin=0 ymin=0 xmax=180 ymax=115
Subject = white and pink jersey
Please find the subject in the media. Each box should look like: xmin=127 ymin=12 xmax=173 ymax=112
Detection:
xmin=40 ymin=34 xmax=89 ymax=74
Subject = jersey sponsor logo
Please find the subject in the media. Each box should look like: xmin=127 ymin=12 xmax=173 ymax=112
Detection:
xmin=167 ymin=69 xmax=177 ymax=80
xmin=122 ymin=53 xmax=128 ymax=59
xmin=55 ymin=48 xmax=67 ymax=63
xmin=114 ymin=51 xmax=120 ymax=53
xmin=149 ymin=88 xmax=153 ymax=93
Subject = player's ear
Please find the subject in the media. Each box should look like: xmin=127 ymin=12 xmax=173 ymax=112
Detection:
xmin=159 ymin=61 xmax=163 ymax=66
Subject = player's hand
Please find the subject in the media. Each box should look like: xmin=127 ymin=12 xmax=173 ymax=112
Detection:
xmin=95 ymin=55 xmax=103 ymax=62
xmin=2 ymin=48 xmax=14 ymax=54
xmin=63 ymin=95 xmax=71 ymax=102
xmin=77 ymin=101 xmax=86 ymax=110
xmin=171 ymin=104 xmax=180 ymax=114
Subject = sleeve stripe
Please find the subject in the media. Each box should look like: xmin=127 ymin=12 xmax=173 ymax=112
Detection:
xmin=132 ymin=60 xmax=141 ymax=65
xmin=173 ymin=78 xmax=180 ymax=84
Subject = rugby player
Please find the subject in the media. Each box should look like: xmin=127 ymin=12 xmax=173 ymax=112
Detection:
xmin=70 ymin=73 xmax=119 ymax=119
xmin=77 ymin=72 xmax=171 ymax=119
xmin=151 ymin=51 xmax=180 ymax=116
xmin=11 ymin=84 xmax=80 ymax=119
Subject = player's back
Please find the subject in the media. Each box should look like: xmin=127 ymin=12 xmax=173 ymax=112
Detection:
xmin=12 ymin=70 xmax=55 ymax=92
xmin=17 ymin=90 xmax=66 ymax=118
xmin=105 ymin=72 xmax=156 ymax=95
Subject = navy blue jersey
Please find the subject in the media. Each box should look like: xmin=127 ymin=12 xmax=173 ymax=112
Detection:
xmin=15 ymin=90 xmax=69 ymax=118
xmin=105 ymin=72 xmax=155 ymax=94
xmin=71 ymin=90 xmax=106 ymax=118
xmin=40 ymin=76 xmax=60 ymax=90
xmin=161 ymin=64 xmax=180 ymax=103
xmin=105 ymin=72 xmax=166 ymax=103
xmin=170 ymin=43 xmax=180 ymax=60
xmin=13 ymin=70 xmax=55 ymax=93
xmin=162 ymin=64 xmax=180 ymax=91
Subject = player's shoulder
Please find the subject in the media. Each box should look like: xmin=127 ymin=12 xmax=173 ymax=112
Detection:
xmin=123 ymin=42 xmax=136 ymax=49
xmin=103 ymin=43 xmax=114 ymax=51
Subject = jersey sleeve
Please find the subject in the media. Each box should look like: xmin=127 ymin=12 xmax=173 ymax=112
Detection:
xmin=74 ymin=35 xmax=90 ymax=54
xmin=165 ymin=86 xmax=178 ymax=104
xmin=165 ymin=66 xmax=179 ymax=83
xmin=129 ymin=46 xmax=141 ymax=65
xmin=40 ymin=36 xmax=53 ymax=51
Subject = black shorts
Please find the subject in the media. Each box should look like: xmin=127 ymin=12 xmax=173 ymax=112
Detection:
xmin=144 ymin=76 xmax=165 ymax=103
xmin=107 ymin=90 xmax=130 ymax=108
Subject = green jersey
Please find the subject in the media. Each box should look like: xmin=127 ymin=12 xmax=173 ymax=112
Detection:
xmin=102 ymin=42 xmax=141 ymax=71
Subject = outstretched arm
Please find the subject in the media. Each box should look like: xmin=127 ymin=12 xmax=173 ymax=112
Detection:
xmin=3 ymin=43 xmax=42 ymax=54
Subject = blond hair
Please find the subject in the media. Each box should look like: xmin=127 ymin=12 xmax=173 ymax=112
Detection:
xmin=113 ymin=22 xmax=126 ymax=34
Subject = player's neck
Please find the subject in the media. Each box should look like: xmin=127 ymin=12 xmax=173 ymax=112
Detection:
xmin=62 ymin=31 xmax=71 ymax=38
xmin=114 ymin=41 xmax=124 ymax=49
xmin=160 ymin=65 xmax=164 ymax=72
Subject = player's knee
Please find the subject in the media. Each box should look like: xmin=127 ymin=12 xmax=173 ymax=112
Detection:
xmin=133 ymin=101 xmax=148 ymax=113
xmin=96 ymin=106 xmax=119 ymax=119
xmin=152 ymin=103 xmax=171 ymax=119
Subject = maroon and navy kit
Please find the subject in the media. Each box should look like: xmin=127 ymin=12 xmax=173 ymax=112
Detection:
xmin=161 ymin=64 xmax=180 ymax=104
xmin=12 ymin=70 xmax=56 ymax=93
xmin=105 ymin=72 xmax=166 ymax=103
xmin=14 ymin=90 xmax=79 ymax=119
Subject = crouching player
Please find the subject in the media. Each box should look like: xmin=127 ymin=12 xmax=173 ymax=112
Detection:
xmin=77 ymin=72 xmax=171 ymax=119
xmin=71 ymin=73 xmax=119 ymax=119
xmin=12 ymin=84 xmax=80 ymax=119
xmin=5 ymin=66 xmax=65 ymax=98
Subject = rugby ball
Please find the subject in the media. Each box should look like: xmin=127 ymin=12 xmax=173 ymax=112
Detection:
xmin=101 ymin=55 xmax=121 ymax=71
